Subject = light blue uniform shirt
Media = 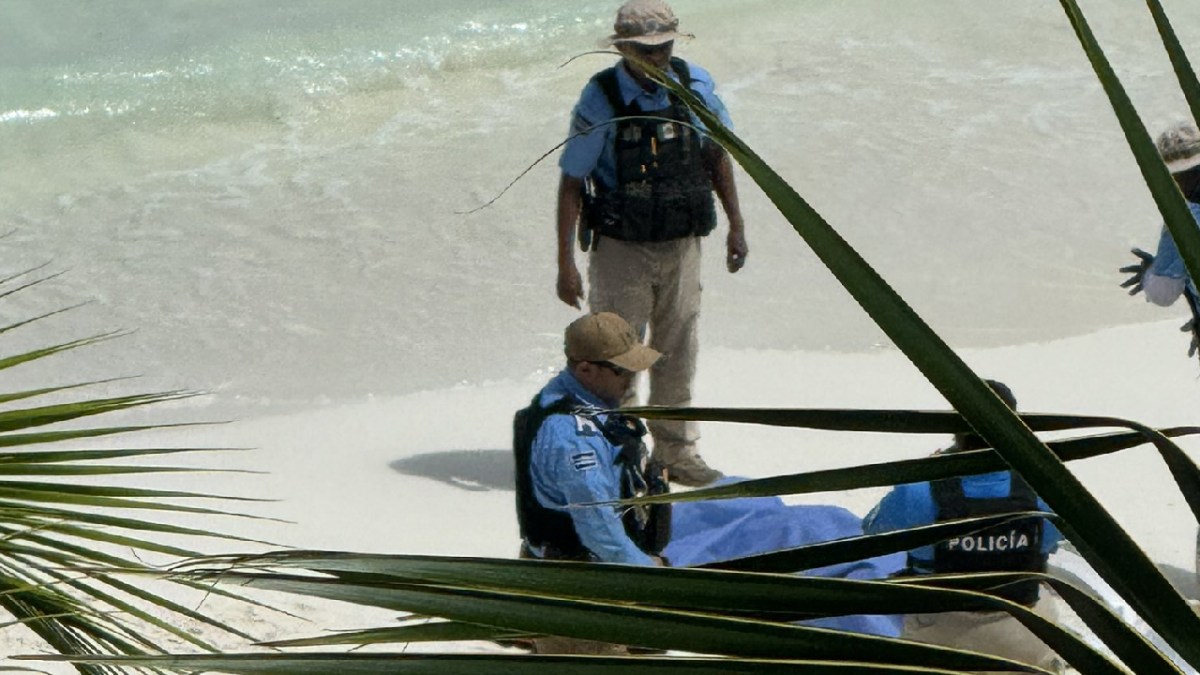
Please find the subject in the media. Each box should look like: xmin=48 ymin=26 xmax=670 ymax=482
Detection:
xmin=529 ymin=369 xmax=656 ymax=566
xmin=558 ymin=59 xmax=733 ymax=189
xmin=1146 ymin=200 xmax=1200 ymax=303
xmin=863 ymin=470 xmax=1061 ymax=572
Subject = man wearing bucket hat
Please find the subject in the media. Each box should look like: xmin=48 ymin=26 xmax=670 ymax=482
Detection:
xmin=1120 ymin=122 xmax=1200 ymax=356
xmin=514 ymin=312 xmax=671 ymax=571
xmin=554 ymin=0 xmax=748 ymax=487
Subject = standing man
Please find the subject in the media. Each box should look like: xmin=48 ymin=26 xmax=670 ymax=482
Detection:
xmin=863 ymin=380 xmax=1064 ymax=674
xmin=555 ymin=0 xmax=748 ymax=487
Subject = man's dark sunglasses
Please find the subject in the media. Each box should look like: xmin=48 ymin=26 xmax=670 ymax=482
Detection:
xmin=629 ymin=40 xmax=673 ymax=56
xmin=591 ymin=361 xmax=633 ymax=376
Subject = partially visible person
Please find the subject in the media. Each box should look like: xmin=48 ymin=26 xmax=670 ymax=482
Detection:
xmin=863 ymin=380 xmax=1065 ymax=674
xmin=1127 ymin=122 xmax=1200 ymax=307
xmin=555 ymin=0 xmax=749 ymax=487
xmin=1121 ymin=122 xmax=1200 ymax=358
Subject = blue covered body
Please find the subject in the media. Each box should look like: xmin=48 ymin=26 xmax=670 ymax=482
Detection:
xmin=664 ymin=480 xmax=905 ymax=638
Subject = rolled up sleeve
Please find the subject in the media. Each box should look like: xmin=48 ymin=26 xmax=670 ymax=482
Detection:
xmin=559 ymin=85 xmax=614 ymax=180
xmin=531 ymin=416 xmax=656 ymax=565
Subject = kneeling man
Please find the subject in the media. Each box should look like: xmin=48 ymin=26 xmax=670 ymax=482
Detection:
xmin=863 ymin=380 xmax=1064 ymax=674
xmin=515 ymin=311 xmax=670 ymax=565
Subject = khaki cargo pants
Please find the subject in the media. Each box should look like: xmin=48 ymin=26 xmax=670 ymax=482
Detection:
xmin=588 ymin=236 xmax=701 ymax=466
xmin=517 ymin=543 xmax=629 ymax=655
xmin=902 ymin=591 xmax=1065 ymax=674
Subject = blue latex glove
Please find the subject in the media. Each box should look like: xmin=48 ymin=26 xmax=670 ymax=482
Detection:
xmin=1119 ymin=247 xmax=1155 ymax=295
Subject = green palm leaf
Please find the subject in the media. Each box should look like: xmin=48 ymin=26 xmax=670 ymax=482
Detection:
xmin=18 ymin=652 xmax=1049 ymax=675
xmin=147 ymin=551 xmax=1159 ymax=674
xmin=259 ymin=621 xmax=533 ymax=648
xmin=1144 ymin=0 xmax=1200 ymax=133
xmin=647 ymin=45 xmax=1200 ymax=664
xmin=162 ymin=570 xmax=1053 ymax=671
xmin=699 ymin=513 xmax=1052 ymax=573
xmin=1057 ymin=0 xmax=1200 ymax=292
xmin=0 ymin=271 xmax=279 ymax=672
xmin=615 ymin=422 xmax=1195 ymax=505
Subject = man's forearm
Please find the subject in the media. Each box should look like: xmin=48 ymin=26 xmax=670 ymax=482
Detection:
xmin=710 ymin=150 xmax=744 ymax=233
xmin=557 ymin=175 xmax=584 ymax=268
xmin=572 ymin=506 xmax=658 ymax=566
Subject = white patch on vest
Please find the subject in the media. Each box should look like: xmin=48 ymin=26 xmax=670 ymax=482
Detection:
xmin=571 ymin=452 xmax=597 ymax=471
xmin=946 ymin=530 xmax=1032 ymax=553
xmin=574 ymin=415 xmax=601 ymax=437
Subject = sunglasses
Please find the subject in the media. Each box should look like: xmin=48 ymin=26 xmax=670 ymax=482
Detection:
xmin=628 ymin=40 xmax=673 ymax=57
xmin=591 ymin=361 xmax=633 ymax=376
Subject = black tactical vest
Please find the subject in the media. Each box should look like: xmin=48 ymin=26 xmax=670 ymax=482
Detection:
xmin=580 ymin=57 xmax=717 ymax=243
xmin=513 ymin=394 xmax=670 ymax=560
xmin=929 ymin=474 xmax=1046 ymax=605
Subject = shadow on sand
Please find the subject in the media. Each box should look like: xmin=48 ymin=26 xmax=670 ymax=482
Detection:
xmin=390 ymin=449 xmax=514 ymax=492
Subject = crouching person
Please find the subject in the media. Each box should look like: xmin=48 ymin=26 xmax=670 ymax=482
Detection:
xmin=863 ymin=380 xmax=1065 ymax=674
xmin=513 ymin=312 xmax=671 ymax=654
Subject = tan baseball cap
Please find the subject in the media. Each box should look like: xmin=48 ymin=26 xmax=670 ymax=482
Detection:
xmin=602 ymin=0 xmax=694 ymax=47
xmin=565 ymin=312 xmax=661 ymax=372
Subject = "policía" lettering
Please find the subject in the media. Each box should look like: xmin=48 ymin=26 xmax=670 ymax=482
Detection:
xmin=946 ymin=530 xmax=1031 ymax=552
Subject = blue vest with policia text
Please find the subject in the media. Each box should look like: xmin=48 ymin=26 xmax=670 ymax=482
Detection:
xmin=928 ymin=474 xmax=1046 ymax=605
xmin=512 ymin=394 xmax=670 ymax=560
xmin=580 ymin=57 xmax=718 ymax=244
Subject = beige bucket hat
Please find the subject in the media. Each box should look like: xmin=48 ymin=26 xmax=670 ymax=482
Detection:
xmin=1157 ymin=121 xmax=1200 ymax=174
xmin=602 ymin=0 xmax=694 ymax=47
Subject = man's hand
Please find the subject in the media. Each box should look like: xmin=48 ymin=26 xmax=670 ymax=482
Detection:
xmin=726 ymin=230 xmax=748 ymax=273
xmin=1119 ymin=247 xmax=1155 ymax=295
xmin=557 ymin=264 xmax=584 ymax=309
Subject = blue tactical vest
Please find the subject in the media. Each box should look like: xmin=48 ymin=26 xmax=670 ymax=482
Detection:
xmin=512 ymin=394 xmax=670 ymax=560
xmin=929 ymin=475 xmax=1046 ymax=605
xmin=580 ymin=57 xmax=717 ymax=243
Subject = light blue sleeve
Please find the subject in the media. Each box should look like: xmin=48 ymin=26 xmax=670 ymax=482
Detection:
xmin=863 ymin=483 xmax=936 ymax=566
xmin=865 ymin=481 xmax=1061 ymax=561
xmin=558 ymin=81 xmax=615 ymax=180
xmin=1151 ymin=224 xmax=1187 ymax=279
xmin=863 ymin=483 xmax=933 ymax=535
xmin=684 ymin=63 xmax=733 ymax=130
xmin=530 ymin=414 xmax=656 ymax=565
xmin=1148 ymin=203 xmax=1200 ymax=293
xmin=1146 ymin=226 xmax=1192 ymax=306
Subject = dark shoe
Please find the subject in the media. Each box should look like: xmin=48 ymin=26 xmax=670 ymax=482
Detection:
xmin=667 ymin=454 xmax=723 ymax=487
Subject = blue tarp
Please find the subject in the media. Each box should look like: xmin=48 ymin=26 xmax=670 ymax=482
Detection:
xmin=663 ymin=479 xmax=905 ymax=638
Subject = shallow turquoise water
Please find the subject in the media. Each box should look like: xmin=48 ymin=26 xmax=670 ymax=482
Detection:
xmin=1 ymin=0 xmax=1196 ymax=415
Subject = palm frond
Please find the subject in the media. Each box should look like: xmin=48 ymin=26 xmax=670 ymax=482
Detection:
xmin=0 ymin=268 xmax=282 ymax=672
xmin=648 ymin=46 xmax=1200 ymax=663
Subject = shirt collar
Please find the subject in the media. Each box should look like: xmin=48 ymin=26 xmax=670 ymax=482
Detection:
xmin=544 ymin=368 xmax=609 ymax=409
xmin=615 ymin=60 xmax=677 ymax=107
